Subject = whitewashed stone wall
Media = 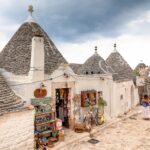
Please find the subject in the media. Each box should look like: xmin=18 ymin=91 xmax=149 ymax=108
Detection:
xmin=0 ymin=110 xmax=34 ymax=150
xmin=112 ymin=80 xmax=139 ymax=117
xmin=1 ymin=65 xmax=139 ymax=122
xmin=75 ymin=75 xmax=114 ymax=120
xmin=29 ymin=36 xmax=44 ymax=82
xmin=0 ymin=69 xmax=52 ymax=105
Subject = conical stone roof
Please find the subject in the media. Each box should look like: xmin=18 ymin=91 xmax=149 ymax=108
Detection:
xmin=78 ymin=48 xmax=114 ymax=75
xmin=0 ymin=21 xmax=67 ymax=75
xmin=134 ymin=63 xmax=146 ymax=72
xmin=0 ymin=73 xmax=23 ymax=115
xmin=106 ymin=48 xmax=133 ymax=81
xmin=69 ymin=63 xmax=82 ymax=74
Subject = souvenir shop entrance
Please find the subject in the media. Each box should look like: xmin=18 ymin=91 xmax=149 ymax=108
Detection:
xmin=56 ymin=88 xmax=70 ymax=128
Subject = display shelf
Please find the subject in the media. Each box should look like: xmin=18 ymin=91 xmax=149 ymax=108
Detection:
xmin=35 ymin=111 xmax=55 ymax=117
xmin=36 ymin=120 xmax=56 ymax=127
xmin=35 ymin=130 xmax=52 ymax=135
xmin=42 ymin=130 xmax=52 ymax=135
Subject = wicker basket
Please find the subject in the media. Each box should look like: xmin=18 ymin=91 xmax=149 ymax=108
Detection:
xmin=74 ymin=123 xmax=85 ymax=133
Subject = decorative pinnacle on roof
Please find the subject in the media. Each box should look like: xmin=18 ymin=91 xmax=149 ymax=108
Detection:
xmin=113 ymin=43 xmax=117 ymax=52
xmin=95 ymin=46 xmax=98 ymax=54
xmin=26 ymin=5 xmax=35 ymax=22
xmin=28 ymin=5 xmax=33 ymax=16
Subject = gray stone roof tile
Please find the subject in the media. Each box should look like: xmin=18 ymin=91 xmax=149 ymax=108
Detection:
xmin=77 ymin=52 xmax=114 ymax=75
xmin=0 ymin=22 xmax=67 ymax=75
xmin=106 ymin=51 xmax=133 ymax=81
xmin=134 ymin=63 xmax=146 ymax=71
xmin=0 ymin=73 xmax=23 ymax=114
xmin=69 ymin=63 xmax=82 ymax=74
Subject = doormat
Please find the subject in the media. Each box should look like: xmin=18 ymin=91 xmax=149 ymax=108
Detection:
xmin=88 ymin=138 xmax=100 ymax=144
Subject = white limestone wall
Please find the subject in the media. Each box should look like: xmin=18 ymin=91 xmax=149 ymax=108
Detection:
xmin=4 ymin=79 xmax=51 ymax=105
xmin=50 ymin=66 xmax=114 ymax=120
xmin=1 ymin=66 xmax=139 ymax=120
xmin=75 ymin=75 xmax=113 ymax=120
xmin=112 ymin=82 xmax=126 ymax=116
xmin=29 ymin=36 xmax=44 ymax=82
xmin=0 ymin=69 xmax=52 ymax=105
xmin=22 ymin=80 xmax=52 ymax=104
xmin=0 ymin=110 xmax=34 ymax=150
xmin=4 ymin=64 xmax=75 ymax=105
xmin=0 ymin=69 xmax=29 ymax=103
xmin=42 ymin=66 xmax=115 ymax=120
xmin=134 ymin=87 xmax=139 ymax=105
xmin=112 ymin=80 xmax=139 ymax=117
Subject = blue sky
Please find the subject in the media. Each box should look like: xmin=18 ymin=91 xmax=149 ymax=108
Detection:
xmin=1 ymin=0 xmax=150 ymax=68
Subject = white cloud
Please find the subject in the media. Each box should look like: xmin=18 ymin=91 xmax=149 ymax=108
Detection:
xmin=57 ymin=33 xmax=150 ymax=69
xmin=0 ymin=0 xmax=12 ymax=9
xmin=126 ymin=10 xmax=150 ymax=35
xmin=0 ymin=14 xmax=20 ymax=51
xmin=128 ymin=10 xmax=150 ymax=27
xmin=0 ymin=0 xmax=150 ymax=71
xmin=56 ymin=10 xmax=150 ymax=69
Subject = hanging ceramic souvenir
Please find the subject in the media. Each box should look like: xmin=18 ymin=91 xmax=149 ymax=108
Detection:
xmin=56 ymin=119 xmax=63 ymax=130
xmin=68 ymin=110 xmax=71 ymax=116
xmin=67 ymin=102 xmax=70 ymax=108
xmin=60 ymin=89 xmax=64 ymax=97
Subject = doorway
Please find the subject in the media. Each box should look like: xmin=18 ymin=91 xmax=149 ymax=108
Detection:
xmin=56 ymin=88 xmax=70 ymax=128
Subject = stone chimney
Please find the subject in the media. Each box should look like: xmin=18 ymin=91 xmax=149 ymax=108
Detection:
xmin=29 ymin=31 xmax=44 ymax=81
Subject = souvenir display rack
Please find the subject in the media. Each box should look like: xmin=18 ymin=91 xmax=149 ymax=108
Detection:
xmin=31 ymin=97 xmax=58 ymax=148
xmin=35 ymin=111 xmax=56 ymax=137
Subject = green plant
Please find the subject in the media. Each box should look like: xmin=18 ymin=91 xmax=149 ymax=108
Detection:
xmin=133 ymin=70 xmax=140 ymax=76
xmin=98 ymin=98 xmax=107 ymax=107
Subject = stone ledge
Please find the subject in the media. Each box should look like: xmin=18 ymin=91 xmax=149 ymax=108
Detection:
xmin=0 ymin=105 xmax=34 ymax=117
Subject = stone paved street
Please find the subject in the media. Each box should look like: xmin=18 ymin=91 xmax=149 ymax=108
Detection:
xmin=53 ymin=106 xmax=150 ymax=150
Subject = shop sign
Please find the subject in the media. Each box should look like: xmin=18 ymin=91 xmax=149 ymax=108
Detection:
xmin=31 ymin=97 xmax=51 ymax=106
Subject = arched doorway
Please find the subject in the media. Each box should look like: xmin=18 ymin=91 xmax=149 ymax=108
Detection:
xmin=131 ymin=86 xmax=134 ymax=108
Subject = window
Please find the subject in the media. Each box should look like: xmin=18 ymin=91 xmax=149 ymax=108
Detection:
xmin=81 ymin=90 xmax=96 ymax=107
xmin=120 ymin=95 xmax=123 ymax=100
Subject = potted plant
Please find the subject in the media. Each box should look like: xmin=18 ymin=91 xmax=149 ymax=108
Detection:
xmin=97 ymin=97 xmax=107 ymax=113
xmin=97 ymin=97 xmax=107 ymax=125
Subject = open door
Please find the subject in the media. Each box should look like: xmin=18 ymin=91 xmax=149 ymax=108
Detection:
xmin=56 ymin=88 xmax=70 ymax=128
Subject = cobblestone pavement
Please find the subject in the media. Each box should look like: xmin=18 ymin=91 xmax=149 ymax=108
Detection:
xmin=62 ymin=112 xmax=150 ymax=149
xmin=52 ymin=106 xmax=150 ymax=150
